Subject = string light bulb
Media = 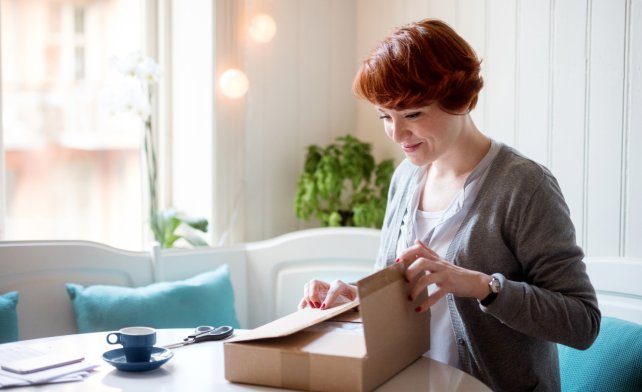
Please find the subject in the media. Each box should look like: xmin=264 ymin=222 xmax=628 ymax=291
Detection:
xmin=248 ymin=14 xmax=277 ymax=43
xmin=219 ymin=69 xmax=249 ymax=99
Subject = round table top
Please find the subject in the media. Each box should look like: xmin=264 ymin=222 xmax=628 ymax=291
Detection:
xmin=1 ymin=329 xmax=491 ymax=391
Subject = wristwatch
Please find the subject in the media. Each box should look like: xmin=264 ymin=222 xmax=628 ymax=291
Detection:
xmin=480 ymin=275 xmax=500 ymax=306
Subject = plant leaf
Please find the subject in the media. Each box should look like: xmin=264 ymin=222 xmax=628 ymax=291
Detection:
xmin=182 ymin=235 xmax=209 ymax=247
xmin=180 ymin=215 xmax=208 ymax=232
xmin=328 ymin=211 xmax=342 ymax=227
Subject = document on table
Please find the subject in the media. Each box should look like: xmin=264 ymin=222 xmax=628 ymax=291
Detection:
xmin=0 ymin=342 xmax=99 ymax=388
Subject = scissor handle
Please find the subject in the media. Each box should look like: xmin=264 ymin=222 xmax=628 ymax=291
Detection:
xmin=185 ymin=325 xmax=215 ymax=341
xmin=193 ymin=325 xmax=234 ymax=343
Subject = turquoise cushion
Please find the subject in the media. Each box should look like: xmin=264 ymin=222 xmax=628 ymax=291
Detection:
xmin=0 ymin=291 xmax=19 ymax=343
xmin=558 ymin=316 xmax=642 ymax=392
xmin=66 ymin=265 xmax=239 ymax=333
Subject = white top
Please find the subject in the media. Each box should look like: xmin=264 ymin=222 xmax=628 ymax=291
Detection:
xmin=396 ymin=139 xmax=501 ymax=369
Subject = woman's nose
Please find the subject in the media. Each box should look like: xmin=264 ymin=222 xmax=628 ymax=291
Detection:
xmin=387 ymin=119 xmax=408 ymax=142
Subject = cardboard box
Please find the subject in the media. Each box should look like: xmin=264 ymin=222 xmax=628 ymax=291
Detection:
xmin=224 ymin=263 xmax=431 ymax=391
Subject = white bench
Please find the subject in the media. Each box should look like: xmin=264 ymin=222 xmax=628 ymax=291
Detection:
xmin=583 ymin=256 xmax=642 ymax=325
xmin=0 ymin=240 xmax=155 ymax=340
xmin=0 ymin=228 xmax=380 ymax=340
xmin=0 ymin=228 xmax=640 ymax=341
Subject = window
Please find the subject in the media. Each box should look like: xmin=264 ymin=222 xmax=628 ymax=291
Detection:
xmin=1 ymin=0 xmax=227 ymax=249
xmin=1 ymin=0 xmax=145 ymax=250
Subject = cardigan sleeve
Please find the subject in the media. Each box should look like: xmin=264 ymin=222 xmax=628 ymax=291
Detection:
xmin=481 ymin=168 xmax=600 ymax=350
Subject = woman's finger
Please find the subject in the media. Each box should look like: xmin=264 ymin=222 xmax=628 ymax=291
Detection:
xmin=409 ymin=269 xmax=435 ymax=299
xmin=321 ymin=280 xmax=356 ymax=309
xmin=302 ymin=281 xmax=314 ymax=308
xmin=415 ymin=239 xmax=439 ymax=258
xmin=406 ymin=256 xmax=444 ymax=283
xmin=415 ymin=286 xmax=447 ymax=313
xmin=398 ymin=241 xmax=440 ymax=267
xmin=307 ymin=279 xmax=328 ymax=308
xmin=320 ymin=280 xmax=343 ymax=309
xmin=398 ymin=243 xmax=424 ymax=262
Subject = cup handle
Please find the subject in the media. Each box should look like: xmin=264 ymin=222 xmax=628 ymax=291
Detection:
xmin=106 ymin=332 xmax=121 ymax=345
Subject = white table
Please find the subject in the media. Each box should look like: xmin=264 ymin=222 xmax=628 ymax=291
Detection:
xmin=3 ymin=329 xmax=491 ymax=391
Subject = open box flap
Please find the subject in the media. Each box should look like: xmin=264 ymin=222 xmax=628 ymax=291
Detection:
xmin=357 ymin=262 xmax=430 ymax=382
xmin=227 ymin=300 xmax=359 ymax=343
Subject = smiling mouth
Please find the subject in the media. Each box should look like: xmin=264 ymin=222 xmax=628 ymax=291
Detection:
xmin=401 ymin=142 xmax=422 ymax=152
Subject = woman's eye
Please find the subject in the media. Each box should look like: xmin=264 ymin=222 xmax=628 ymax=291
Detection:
xmin=405 ymin=112 xmax=421 ymax=119
xmin=378 ymin=114 xmax=390 ymax=120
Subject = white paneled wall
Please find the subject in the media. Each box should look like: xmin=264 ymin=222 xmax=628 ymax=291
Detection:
xmin=239 ymin=0 xmax=642 ymax=258
xmin=586 ymin=0 xmax=626 ymax=257
xmin=629 ymin=1 xmax=642 ymax=256
xmin=243 ymin=0 xmax=357 ymax=241
xmin=550 ymin=0 xmax=588 ymax=250
xmin=516 ymin=0 xmax=552 ymax=165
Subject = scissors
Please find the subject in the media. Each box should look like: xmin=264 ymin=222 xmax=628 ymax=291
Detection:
xmin=163 ymin=325 xmax=234 ymax=349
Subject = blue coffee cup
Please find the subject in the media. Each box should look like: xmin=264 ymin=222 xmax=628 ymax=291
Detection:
xmin=106 ymin=326 xmax=157 ymax=362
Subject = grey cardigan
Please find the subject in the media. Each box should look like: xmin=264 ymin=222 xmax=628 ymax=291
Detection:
xmin=377 ymin=144 xmax=600 ymax=392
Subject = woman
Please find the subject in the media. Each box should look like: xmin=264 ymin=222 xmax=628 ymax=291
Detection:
xmin=299 ymin=19 xmax=600 ymax=391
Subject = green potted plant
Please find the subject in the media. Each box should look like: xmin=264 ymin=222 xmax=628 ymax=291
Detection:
xmin=294 ymin=134 xmax=395 ymax=228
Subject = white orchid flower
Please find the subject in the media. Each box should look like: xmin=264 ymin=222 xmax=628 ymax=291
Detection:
xmin=102 ymin=78 xmax=151 ymax=121
xmin=106 ymin=52 xmax=160 ymax=122
xmin=111 ymin=52 xmax=161 ymax=84
xmin=136 ymin=56 xmax=162 ymax=83
xmin=111 ymin=52 xmax=138 ymax=77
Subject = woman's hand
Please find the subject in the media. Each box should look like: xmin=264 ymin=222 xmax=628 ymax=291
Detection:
xmin=399 ymin=240 xmax=491 ymax=312
xmin=298 ymin=279 xmax=358 ymax=310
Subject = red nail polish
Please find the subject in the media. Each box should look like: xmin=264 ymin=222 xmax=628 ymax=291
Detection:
xmin=394 ymin=258 xmax=400 ymax=263
xmin=415 ymin=306 xmax=422 ymax=313
xmin=314 ymin=302 xmax=321 ymax=308
xmin=320 ymin=303 xmax=327 ymax=309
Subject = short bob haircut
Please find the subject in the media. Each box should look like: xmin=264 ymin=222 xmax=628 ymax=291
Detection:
xmin=353 ymin=19 xmax=483 ymax=113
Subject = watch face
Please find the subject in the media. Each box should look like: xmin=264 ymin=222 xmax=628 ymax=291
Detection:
xmin=490 ymin=277 xmax=501 ymax=293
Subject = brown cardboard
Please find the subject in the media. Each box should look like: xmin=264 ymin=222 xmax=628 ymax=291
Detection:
xmin=224 ymin=262 xmax=431 ymax=391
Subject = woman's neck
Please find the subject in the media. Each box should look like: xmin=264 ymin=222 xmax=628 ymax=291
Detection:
xmin=429 ymin=119 xmax=490 ymax=181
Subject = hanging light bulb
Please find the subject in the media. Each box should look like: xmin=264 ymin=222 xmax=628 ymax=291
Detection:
xmin=219 ymin=69 xmax=249 ymax=99
xmin=249 ymin=14 xmax=277 ymax=43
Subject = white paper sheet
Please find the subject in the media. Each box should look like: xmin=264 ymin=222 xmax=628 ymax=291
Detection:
xmin=0 ymin=342 xmax=98 ymax=388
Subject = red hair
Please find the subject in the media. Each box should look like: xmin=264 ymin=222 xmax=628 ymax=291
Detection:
xmin=353 ymin=19 xmax=483 ymax=112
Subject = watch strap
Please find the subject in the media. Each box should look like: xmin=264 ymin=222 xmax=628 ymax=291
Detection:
xmin=480 ymin=291 xmax=497 ymax=306
xmin=479 ymin=275 xmax=500 ymax=306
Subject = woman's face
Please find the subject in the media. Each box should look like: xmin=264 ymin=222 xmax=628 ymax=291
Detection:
xmin=376 ymin=104 xmax=466 ymax=167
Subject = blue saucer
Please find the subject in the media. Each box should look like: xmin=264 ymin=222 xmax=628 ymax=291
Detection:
xmin=102 ymin=347 xmax=173 ymax=372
